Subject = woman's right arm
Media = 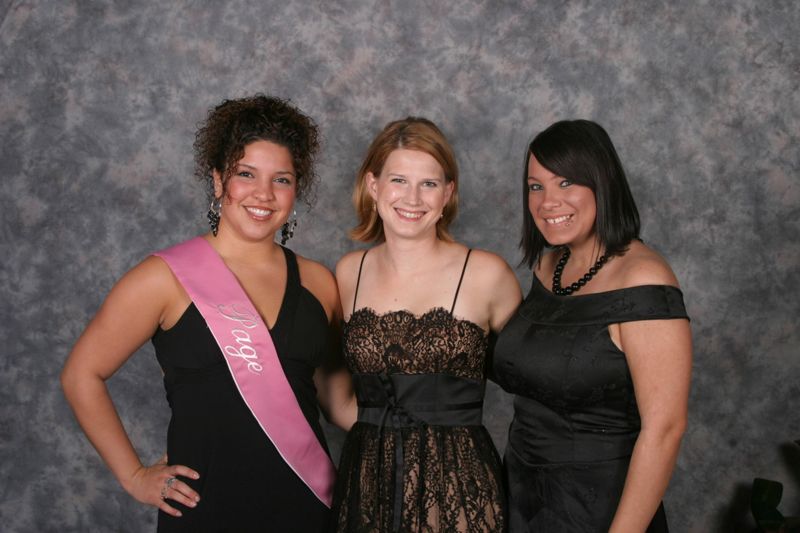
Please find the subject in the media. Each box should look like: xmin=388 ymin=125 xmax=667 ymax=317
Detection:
xmin=61 ymin=256 xmax=200 ymax=517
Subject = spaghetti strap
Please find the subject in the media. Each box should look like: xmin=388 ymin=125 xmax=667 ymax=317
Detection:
xmin=352 ymin=249 xmax=369 ymax=315
xmin=450 ymin=249 xmax=472 ymax=314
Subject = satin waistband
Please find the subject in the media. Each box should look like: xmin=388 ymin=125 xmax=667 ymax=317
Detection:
xmin=353 ymin=372 xmax=484 ymax=427
xmin=353 ymin=372 xmax=485 ymax=531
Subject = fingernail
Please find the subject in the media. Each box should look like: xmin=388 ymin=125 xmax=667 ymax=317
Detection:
xmin=195 ymin=496 xmax=201 ymax=502
xmin=176 ymin=511 xmax=183 ymax=517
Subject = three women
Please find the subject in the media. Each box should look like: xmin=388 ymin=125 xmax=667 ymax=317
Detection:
xmin=64 ymin=103 xmax=689 ymax=532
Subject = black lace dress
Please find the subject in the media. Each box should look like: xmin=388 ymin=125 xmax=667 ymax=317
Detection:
xmin=330 ymin=250 xmax=506 ymax=533
xmin=493 ymin=275 xmax=688 ymax=533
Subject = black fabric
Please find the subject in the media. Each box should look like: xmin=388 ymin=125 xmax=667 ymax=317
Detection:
xmin=493 ymin=275 xmax=688 ymax=533
xmin=151 ymin=246 xmax=331 ymax=532
xmin=331 ymin=305 xmax=505 ymax=533
xmin=354 ymin=373 xmax=484 ymax=427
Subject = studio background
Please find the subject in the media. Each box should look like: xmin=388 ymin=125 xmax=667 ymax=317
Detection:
xmin=1 ymin=1 xmax=798 ymax=531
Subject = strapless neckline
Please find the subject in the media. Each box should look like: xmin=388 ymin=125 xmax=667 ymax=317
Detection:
xmin=346 ymin=306 xmax=488 ymax=338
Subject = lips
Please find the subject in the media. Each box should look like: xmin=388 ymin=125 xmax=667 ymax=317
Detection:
xmin=245 ymin=206 xmax=274 ymax=219
xmin=395 ymin=208 xmax=424 ymax=220
xmin=544 ymin=214 xmax=573 ymax=225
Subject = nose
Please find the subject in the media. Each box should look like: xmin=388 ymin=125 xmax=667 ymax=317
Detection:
xmin=540 ymin=186 xmax=562 ymax=209
xmin=405 ymin=184 xmax=422 ymax=205
xmin=253 ymin=178 xmax=275 ymax=200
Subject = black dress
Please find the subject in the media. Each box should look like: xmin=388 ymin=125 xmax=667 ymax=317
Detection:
xmin=151 ymin=247 xmax=331 ymax=532
xmin=331 ymin=250 xmax=506 ymax=533
xmin=493 ymin=275 xmax=688 ymax=533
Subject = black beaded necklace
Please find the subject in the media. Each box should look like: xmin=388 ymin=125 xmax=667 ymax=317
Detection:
xmin=551 ymin=247 xmax=609 ymax=296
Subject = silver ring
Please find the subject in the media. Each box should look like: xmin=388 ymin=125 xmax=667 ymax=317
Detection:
xmin=165 ymin=476 xmax=177 ymax=488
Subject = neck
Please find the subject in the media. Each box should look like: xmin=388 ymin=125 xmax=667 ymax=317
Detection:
xmin=378 ymin=233 xmax=445 ymax=274
xmin=204 ymin=231 xmax=283 ymax=267
xmin=564 ymin=238 xmax=605 ymax=270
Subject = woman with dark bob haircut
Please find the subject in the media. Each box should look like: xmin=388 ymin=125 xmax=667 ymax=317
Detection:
xmin=330 ymin=117 xmax=521 ymax=532
xmin=493 ymin=120 xmax=692 ymax=532
xmin=62 ymin=94 xmax=355 ymax=532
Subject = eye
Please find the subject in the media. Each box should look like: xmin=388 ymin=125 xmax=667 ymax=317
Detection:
xmin=528 ymin=182 xmax=542 ymax=192
xmin=274 ymin=175 xmax=294 ymax=185
xmin=237 ymin=171 xmax=254 ymax=179
xmin=559 ymin=179 xmax=572 ymax=188
xmin=390 ymin=177 xmax=406 ymax=184
xmin=422 ymin=180 xmax=439 ymax=188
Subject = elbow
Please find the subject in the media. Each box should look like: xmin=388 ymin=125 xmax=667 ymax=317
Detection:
xmin=332 ymin=398 xmax=358 ymax=432
xmin=60 ymin=359 xmax=103 ymax=404
xmin=641 ymin=413 xmax=688 ymax=449
xmin=60 ymin=364 xmax=77 ymax=400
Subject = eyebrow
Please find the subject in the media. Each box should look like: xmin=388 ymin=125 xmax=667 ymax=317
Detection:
xmin=388 ymin=173 xmax=443 ymax=181
xmin=237 ymin=163 xmax=296 ymax=176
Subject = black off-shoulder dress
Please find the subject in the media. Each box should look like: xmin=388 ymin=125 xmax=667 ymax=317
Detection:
xmin=493 ymin=275 xmax=688 ymax=533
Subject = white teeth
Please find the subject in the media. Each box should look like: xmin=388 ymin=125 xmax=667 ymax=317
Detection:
xmin=246 ymin=207 xmax=273 ymax=217
xmin=545 ymin=215 xmax=571 ymax=224
xmin=396 ymin=209 xmax=423 ymax=219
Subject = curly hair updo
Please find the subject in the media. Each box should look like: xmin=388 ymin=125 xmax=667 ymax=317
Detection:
xmin=194 ymin=94 xmax=320 ymax=202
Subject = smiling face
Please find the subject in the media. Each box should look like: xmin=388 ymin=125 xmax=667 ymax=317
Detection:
xmin=527 ymin=153 xmax=597 ymax=248
xmin=213 ymin=140 xmax=296 ymax=243
xmin=367 ymin=148 xmax=453 ymax=242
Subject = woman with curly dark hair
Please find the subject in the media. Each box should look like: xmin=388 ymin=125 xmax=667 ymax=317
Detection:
xmin=61 ymin=94 xmax=355 ymax=532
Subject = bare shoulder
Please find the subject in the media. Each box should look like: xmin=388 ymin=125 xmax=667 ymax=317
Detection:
xmin=464 ymin=248 xmax=521 ymax=301
xmin=335 ymin=249 xmax=370 ymax=284
xmin=464 ymin=249 xmax=522 ymax=331
xmin=122 ymin=254 xmax=183 ymax=297
xmin=616 ymin=240 xmax=680 ymax=288
xmin=295 ymin=254 xmax=340 ymax=321
xmin=466 ymin=249 xmax=516 ymax=282
xmin=98 ymin=254 xmax=186 ymax=329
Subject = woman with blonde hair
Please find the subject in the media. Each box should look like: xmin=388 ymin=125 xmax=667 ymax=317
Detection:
xmin=330 ymin=117 xmax=521 ymax=532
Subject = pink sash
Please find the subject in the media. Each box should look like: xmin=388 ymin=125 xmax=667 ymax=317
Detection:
xmin=154 ymin=237 xmax=335 ymax=507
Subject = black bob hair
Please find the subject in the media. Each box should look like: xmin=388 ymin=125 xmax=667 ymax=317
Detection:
xmin=520 ymin=119 xmax=641 ymax=269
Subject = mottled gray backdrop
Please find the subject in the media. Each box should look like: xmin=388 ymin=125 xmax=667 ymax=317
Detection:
xmin=1 ymin=1 xmax=798 ymax=531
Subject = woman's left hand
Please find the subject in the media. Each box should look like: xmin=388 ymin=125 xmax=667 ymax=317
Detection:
xmin=125 ymin=454 xmax=201 ymax=517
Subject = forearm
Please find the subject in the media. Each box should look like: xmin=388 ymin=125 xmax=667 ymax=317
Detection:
xmin=61 ymin=372 xmax=144 ymax=493
xmin=609 ymin=425 xmax=685 ymax=532
xmin=330 ymin=394 xmax=357 ymax=431
xmin=320 ymin=383 xmax=357 ymax=431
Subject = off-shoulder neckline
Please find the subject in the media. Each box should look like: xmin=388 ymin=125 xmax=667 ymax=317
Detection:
xmin=531 ymin=272 xmax=682 ymax=299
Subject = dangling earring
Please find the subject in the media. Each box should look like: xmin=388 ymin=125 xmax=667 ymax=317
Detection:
xmin=207 ymin=197 xmax=222 ymax=237
xmin=280 ymin=209 xmax=297 ymax=245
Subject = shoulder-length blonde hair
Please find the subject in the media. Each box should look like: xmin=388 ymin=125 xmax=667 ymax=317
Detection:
xmin=350 ymin=117 xmax=459 ymax=243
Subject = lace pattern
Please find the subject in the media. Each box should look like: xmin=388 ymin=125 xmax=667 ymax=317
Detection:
xmin=343 ymin=307 xmax=488 ymax=379
xmin=332 ymin=308 xmax=504 ymax=532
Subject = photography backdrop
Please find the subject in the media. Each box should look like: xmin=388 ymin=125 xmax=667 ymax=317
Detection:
xmin=2 ymin=1 xmax=798 ymax=531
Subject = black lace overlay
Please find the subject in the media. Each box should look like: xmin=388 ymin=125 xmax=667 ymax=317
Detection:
xmin=331 ymin=308 xmax=505 ymax=533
